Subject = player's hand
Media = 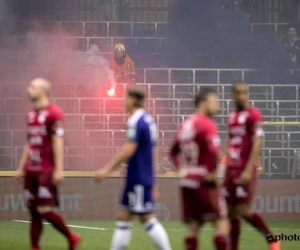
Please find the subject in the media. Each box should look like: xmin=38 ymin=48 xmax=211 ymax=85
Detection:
xmin=95 ymin=169 xmax=108 ymax=183
xmin=52 ymin=169 xmax=64 ymax=185
xmin=13 ymin=169 xmax=24 ymax=185
xmin=239 ymin=170 xmax=253 ymax=186
xmin=205 ymin=173 xmax=218 ymax=185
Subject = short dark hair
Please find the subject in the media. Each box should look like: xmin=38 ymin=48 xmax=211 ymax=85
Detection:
xmin=231 ymin=81 xmax=248 ymax=92
xmin=126 ymin=86 xmax=146 ymax=107
xmin=194 ymin=88 xmax=217 ymax=108
xmin=288 ymin=26 xmax=296 ymax=31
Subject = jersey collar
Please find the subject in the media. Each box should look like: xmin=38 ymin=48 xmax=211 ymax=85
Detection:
xmin=128 ymin=109 xmax=145 ymax=126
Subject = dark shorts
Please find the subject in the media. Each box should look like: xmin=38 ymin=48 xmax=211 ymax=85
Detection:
xmin=223 ymin=168 xmax=257 ymax=206
xmin=181 ymin=184 xmax=227 ymax=222
xmin=24 ymin=170 xmax=58 ymax=209
xmin=119 ymin=184 xmax=154 ymax=214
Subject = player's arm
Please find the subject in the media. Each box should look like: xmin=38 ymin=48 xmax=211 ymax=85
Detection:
xmin=95 ymin=141 xmax=137 ymax=181
xmin=204 ymin=135 xmax=220 ymax=185
xmin=240 ymin=112 xmax=263 ymax=185
xmin=243 ymin=135 xmax=262 ymax=176
xmin=14 ymin=143 xmax=29 ymax=183
xmin=51 ymin=110 xmax=65 ymax=185
xmin=52 ymin=134 xmax=64 ymax=185
xmin=169 ymin=140 xmax=181 ymax=169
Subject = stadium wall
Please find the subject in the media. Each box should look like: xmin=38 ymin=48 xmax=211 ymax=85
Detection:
xmin=1 ymin=177 xmax=300 ymax=221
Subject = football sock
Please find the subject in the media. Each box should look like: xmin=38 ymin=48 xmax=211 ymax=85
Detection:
xmin=185 ymin=236 xmax=197 ymax=250
xmin=42 ymin=211 xmax=72 ymax=240
xmin=30 ymin=208 xmax=43 ymax=249
xmin=230 ymin=218 xmax=241 ymax=250
xmin=214 ymin=235 xmax=230 ymax=250
xmin=144 ymin=218 xmax=172 ymax=250
xmin=110 ymin=221 xmax=132 ymax=250
xmin=244 ymin=213 xmax=274 ymax=242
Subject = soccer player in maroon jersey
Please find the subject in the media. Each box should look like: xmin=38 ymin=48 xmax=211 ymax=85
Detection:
xmin=170 ymin=89 xmax=229 ymax=250
xmin=224 ymin=82 xmax=280 ymax=250
xmin=13 ymin=78 xmax=81 ymax=250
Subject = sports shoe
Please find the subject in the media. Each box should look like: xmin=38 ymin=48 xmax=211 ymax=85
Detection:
xmin=69 ymin=232 xmax=81 ymax=250
xmin=269 ymin=241 xmax=280 ymax=250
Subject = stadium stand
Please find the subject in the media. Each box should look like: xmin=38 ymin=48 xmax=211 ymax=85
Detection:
xmin=0 ymin=77 xmax=299 ymax=178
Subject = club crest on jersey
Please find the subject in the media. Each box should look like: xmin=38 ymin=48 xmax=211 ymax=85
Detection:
xmin=38 ymin=111 xmax=48 ymax=124
xmin=237 ymin=112 xmax=248 ymax=124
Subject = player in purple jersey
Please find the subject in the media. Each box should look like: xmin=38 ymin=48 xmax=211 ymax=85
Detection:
xmin=95 ymin=86 xmax=172 ymax=250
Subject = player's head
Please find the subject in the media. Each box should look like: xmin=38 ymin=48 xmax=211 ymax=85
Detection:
xmin=124 ymin=86 xmax=146 ymax=113
xmin=287 ymin=26 xmax=297 ymax=38
xmin=194 ymin=88 xmax=219 ymax=116
xmin=27 ymin=78 xmax=51 ymax=102
xmin=114 ymin=43 xmax=126 ymax=59
xmin=231 ymin=81 xmax=249 ymax=109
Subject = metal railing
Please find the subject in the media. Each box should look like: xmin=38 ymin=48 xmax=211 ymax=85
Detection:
xmin=0 ymin=36 xmax=169 ymax=53
xmin=0 ymin=21 xmax=290 ymax=37
xmin=0 ymin=68 xmax=300 ymax=85
xmin=1 ymin=97 xmax=299 ymax=116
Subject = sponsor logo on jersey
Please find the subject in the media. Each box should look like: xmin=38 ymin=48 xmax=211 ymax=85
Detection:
xmin=229 ymin=126 xmax=246 ymax=135
xmin=28 ymin=125 xmax=47 ymax=136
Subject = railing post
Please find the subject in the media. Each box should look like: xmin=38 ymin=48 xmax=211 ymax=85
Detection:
xmin=217 ymin=70 xmax=220 ymax=84
xmin=131 ymin=22 xmax=134 ymax=37
xmin=107 ymin=22 xmax=110 ymax=37
xmin=83 ymin=22 xmax=86 ymax=37
xmin=65 ymin=147 xmax=69 ymax=169
xmin=193 ymin=70 xmax=195 ymax=84
xmin=87 ymin=37 xmax=90 ymax=50
xmin=268 ymin=149 xmax=271 ymax=178
xmin=78 ymin=98 xmax=81 ymax=114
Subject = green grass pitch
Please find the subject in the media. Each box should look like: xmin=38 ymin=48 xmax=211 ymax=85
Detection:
xmin=0 ymin=220 xmax=299 ymax=249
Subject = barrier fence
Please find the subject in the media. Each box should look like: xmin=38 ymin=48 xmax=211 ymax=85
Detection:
xmin=0 ymin=177 xmax=299 ymax=221
xmin=0 ymin=21 xmax=291 ymax=37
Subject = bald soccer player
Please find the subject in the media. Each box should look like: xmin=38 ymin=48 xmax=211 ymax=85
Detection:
xmin=14 ymin=78 xmax=81 ymax=250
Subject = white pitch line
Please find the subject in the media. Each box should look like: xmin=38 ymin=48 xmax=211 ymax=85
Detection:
xmin=12 ymin=221 xmax=299 ymax=232
xmin=12 ymin=220 xmax=107 ymax=231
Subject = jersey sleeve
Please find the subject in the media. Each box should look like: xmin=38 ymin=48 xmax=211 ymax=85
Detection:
xmin=49 ymin=107 xmax=64 ymax=137
xmin=126 ymin=120 xmax=142 ymax=143
xmin=249 ymin=108 xmax=264 ymax=137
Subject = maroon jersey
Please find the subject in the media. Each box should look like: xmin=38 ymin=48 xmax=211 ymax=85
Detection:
xmin=174 ymin=114 xmax=220 ymax=185
xmin=25 ymin=104 xmax=64 ymax=172
xmin=227 ymin=106 xmax=263 ymax=169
